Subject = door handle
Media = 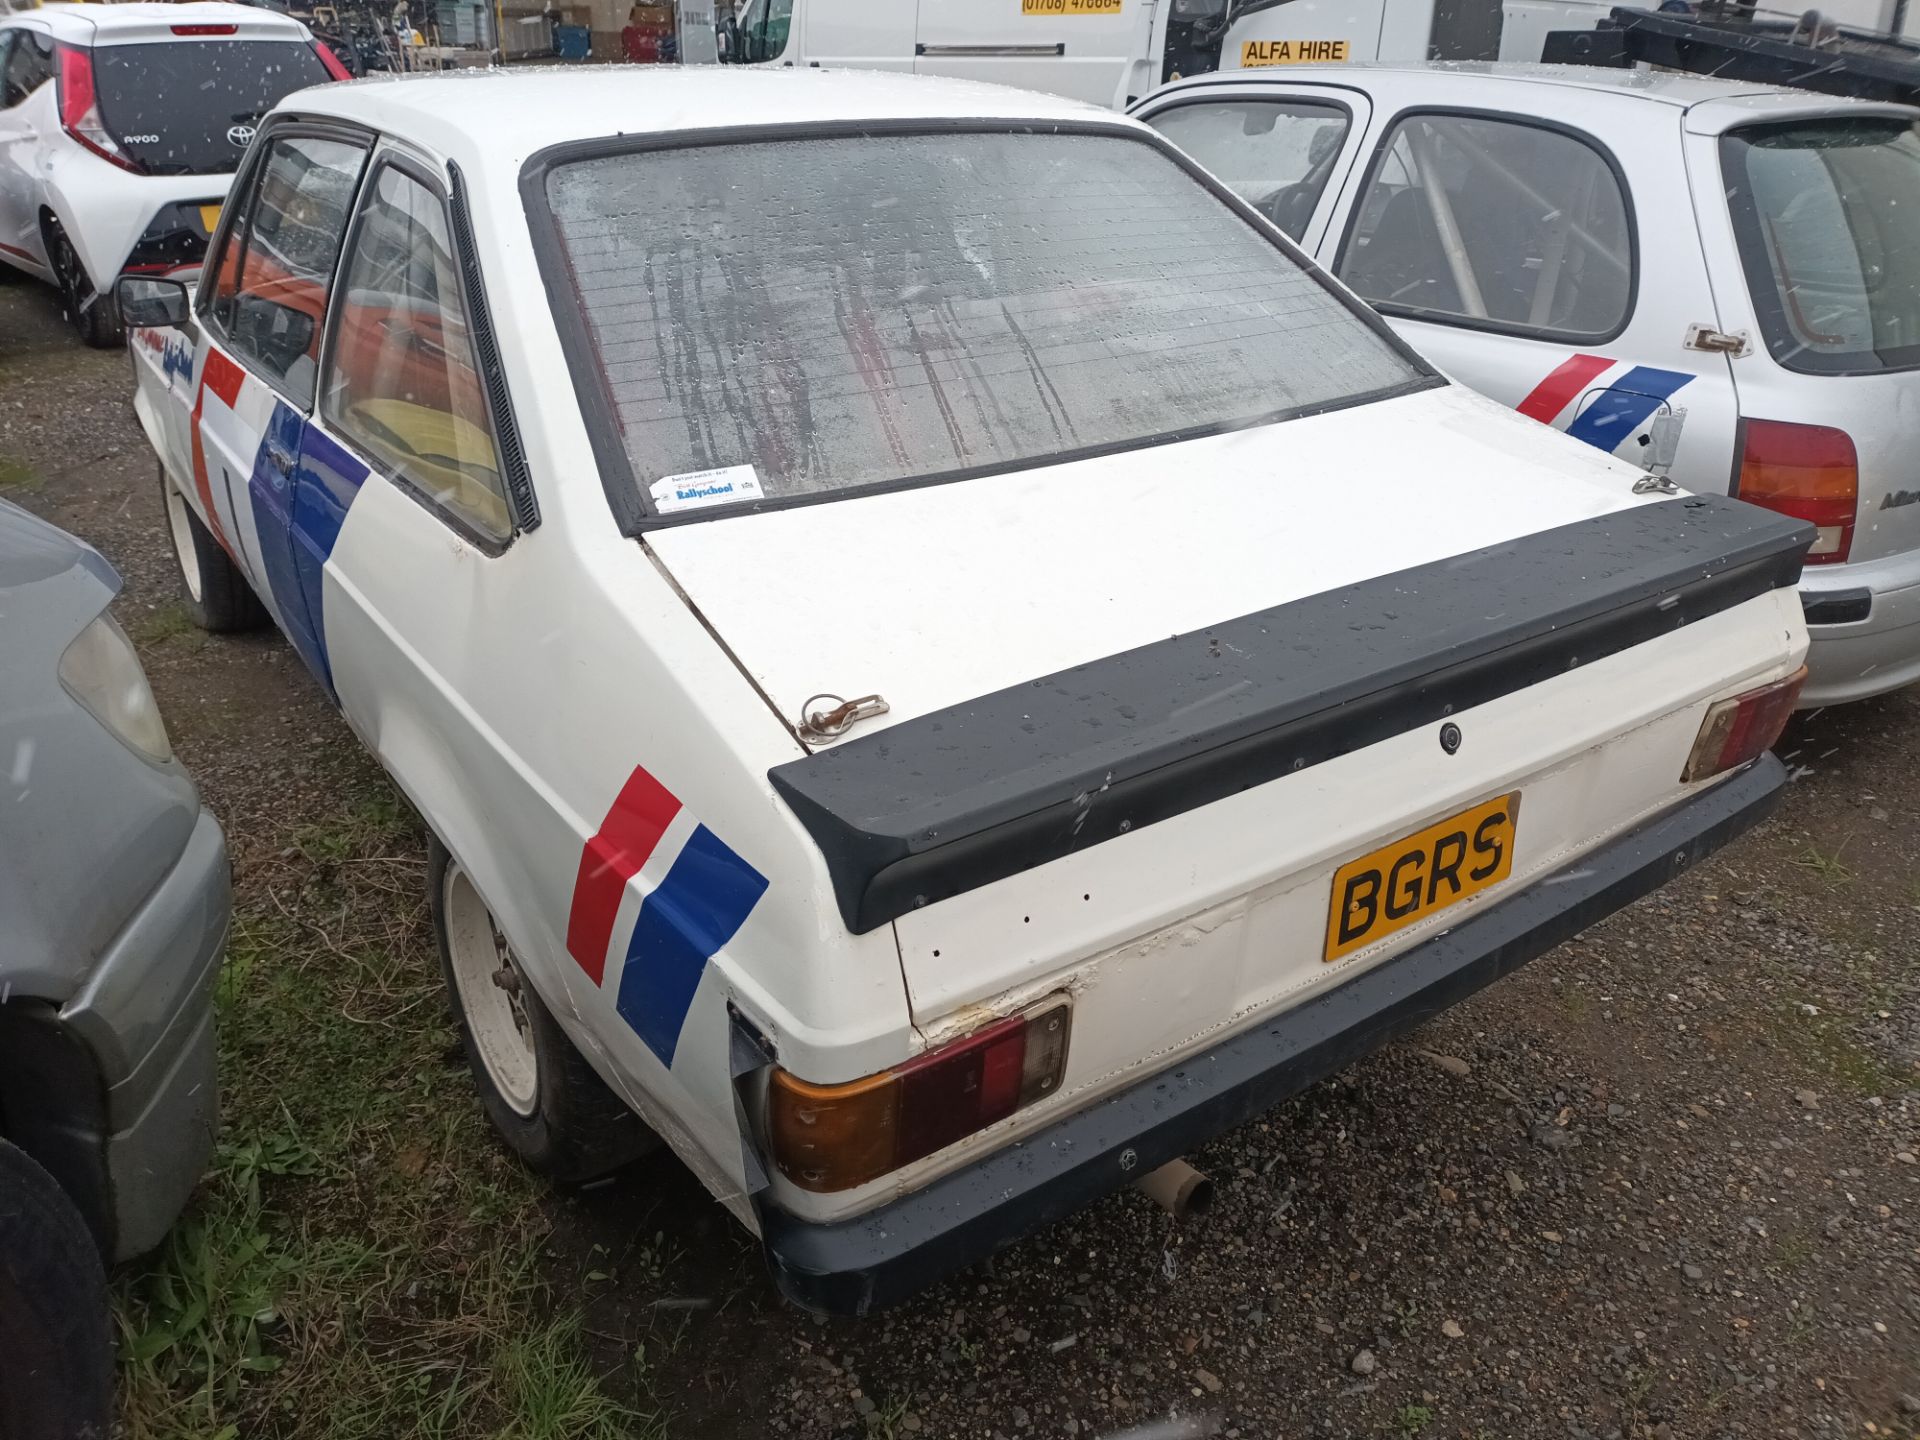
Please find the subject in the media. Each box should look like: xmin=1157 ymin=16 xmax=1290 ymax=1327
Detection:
xmin=264 ymin=444 xmax=296 ymax=479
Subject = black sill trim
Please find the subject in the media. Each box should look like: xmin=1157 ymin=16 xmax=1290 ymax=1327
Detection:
xmin=769 ymin=494 xmax=1810 ymax=935
xmin=517 ymin=117 xmax=1437 ymax=537
xmin=1802 ymin=587 xmax=1873 ymax=627
xmin=759 ymin=755 xmax=1786 ymax=1316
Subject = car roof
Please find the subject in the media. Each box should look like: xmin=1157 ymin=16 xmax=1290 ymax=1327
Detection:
xmin=1156 ymin=59 xmax=1918 ymax=116
xmin=288 ymin=65 xmax=1133 ymax=171
xmin=9 ymin=1 xmax=308 ymax=43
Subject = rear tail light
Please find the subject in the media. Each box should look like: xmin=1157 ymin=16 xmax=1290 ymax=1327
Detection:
xmin=56 ymin=44 xmax=143 ymax=174
xmin=170 ymin=23 xmax=238 ymax=35
xmin=312 ymin=41 xmax=353 ymax=81
xmin=768 ymin=996 xmax=1072 ymax=1193
xmin=1681 ymin=665 xmax=1807 ymax=783
xmin=1737 ymin=420 xmax=1857 ymax=564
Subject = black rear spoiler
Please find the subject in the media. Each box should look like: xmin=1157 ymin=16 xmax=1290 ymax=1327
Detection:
xmin=770 ymin=495 xmax=1811 ymax=935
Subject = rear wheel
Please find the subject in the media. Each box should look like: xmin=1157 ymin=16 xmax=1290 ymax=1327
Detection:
xmin=47 ymin=221 xmax=122 ymax=350
xmin=0 ymin=1139 xmax=113 ymax=1440
xmin=430 ymin=839 xmax=657 ymax=1183
xmin=160 ymin=467 xmax=267 ymax=633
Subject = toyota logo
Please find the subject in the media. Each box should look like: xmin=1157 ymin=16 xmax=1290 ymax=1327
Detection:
xmin=226 ymin=124 xmax=256 ymax=148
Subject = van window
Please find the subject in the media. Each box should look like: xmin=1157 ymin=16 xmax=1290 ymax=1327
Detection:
xmin=1147 ymin=99 xmax=1351 ymax=240
xmin=1338 ymin=114 xmax=1633 ymax=340
xmin=1 ymin=29 xmax=54 ymax=109
xmin=212 ymin=134 xmax=367 ymax=405
xmin=735 ymin=0 xmax=793 ymax=61
xmin=1723 ymin=117 xmax=1920 ymax=375
xmin=539 ymin=129 xmax=1426 ymax=517
xmin=91 ymin=40 xmax=333 ymax=176
xmin=322 ymin=166 xmax=510 ymax=542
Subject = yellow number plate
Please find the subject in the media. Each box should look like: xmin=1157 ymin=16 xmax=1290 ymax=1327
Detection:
xmin=1240 ymin=38 xmax=1350 ymax=65
xmin=1324 ymin=792 xmax=1519 ymax=963
xmin=198 ymin=205 xmax=223 ymax=233
xmin=1022 ymin=0 xmax=1123 ymax=14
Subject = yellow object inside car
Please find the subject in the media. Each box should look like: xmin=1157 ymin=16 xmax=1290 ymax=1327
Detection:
xmin=347 ymin=398 xmax=509 ymax=539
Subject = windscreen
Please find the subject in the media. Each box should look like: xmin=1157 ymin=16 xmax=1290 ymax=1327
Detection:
xmin=1723 ymin=117 xmax=1920 ymax=375
xmin=542 ymin=130 xmax=1425 ymax=517
xmin=93 ymin=40 xmax=332 ymax=176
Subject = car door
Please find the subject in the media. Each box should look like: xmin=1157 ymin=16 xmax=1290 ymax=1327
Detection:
xmin=1325 ymin=101 xmax=1740 ymax=489
xmin=187 ymin=123 xmax=372 ymax=683
xmin=0 ymin=24 xmax=57 ymax=274
xmin=1135 ymin=81 xmax=1373 ymax=252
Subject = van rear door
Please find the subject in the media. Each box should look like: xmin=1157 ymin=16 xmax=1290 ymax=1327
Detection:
xmin=914 ymin=0 xmax=1137 ymax=107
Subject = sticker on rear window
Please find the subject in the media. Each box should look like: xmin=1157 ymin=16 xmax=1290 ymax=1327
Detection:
xmin=650 ymin=464 xmax=766 ymax=513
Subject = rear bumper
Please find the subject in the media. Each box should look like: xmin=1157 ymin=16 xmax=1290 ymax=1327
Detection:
xmin=1800 ymin=546 xmax=1920 ymax=706
xmin=758 ymin=755 xmax=1785 ymax=1316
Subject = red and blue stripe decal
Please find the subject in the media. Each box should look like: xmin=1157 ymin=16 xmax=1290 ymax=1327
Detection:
xmin=1516 ymin=354 xmax=1694 ymax=455
xmin=565 ymin=766 xmax=768 ymax=1067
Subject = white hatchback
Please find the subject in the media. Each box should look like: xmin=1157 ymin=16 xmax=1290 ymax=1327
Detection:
xmin=0 ymin=1 xmax=344 ymax=346
xmin=1135 ymin=64 xmax=1920 ymax=707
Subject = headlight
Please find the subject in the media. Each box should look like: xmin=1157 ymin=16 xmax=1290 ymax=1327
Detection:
xmin=58 ymin=612 xmax=172 ymax=764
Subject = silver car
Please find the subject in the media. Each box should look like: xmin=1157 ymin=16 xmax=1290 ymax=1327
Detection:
xmin=0 ymin=499 xmax=227 ymax=1438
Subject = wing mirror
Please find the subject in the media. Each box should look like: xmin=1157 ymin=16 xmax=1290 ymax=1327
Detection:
xmin=116 ymin=276 xmax=191 ymax=330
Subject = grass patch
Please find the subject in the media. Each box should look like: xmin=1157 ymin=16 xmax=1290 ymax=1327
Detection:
xmin=127 ymin=602 xmax=204 ymax=653
xmin=0 ymin=454 xmax=37 ymax=492
xmin=1768 ymin=1001 xmax=1904 ymax=1096
xmin=114 ymin=779 xmax=661 ymax=1439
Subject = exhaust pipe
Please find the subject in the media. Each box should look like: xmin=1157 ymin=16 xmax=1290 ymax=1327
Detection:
xmin=1135 ymin=1158 xmax=1213 ymax=1219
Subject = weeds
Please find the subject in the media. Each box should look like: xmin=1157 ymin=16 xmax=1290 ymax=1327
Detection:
xmin=113 ymin=775 xmax=653 ymax=1440
xmin=1794 ymin=838 xmax=1854 ymax=888
xmin=1395 ymin=1403 xmax=1435 ymax=1436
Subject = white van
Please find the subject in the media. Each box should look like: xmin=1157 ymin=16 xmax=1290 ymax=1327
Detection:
xmin=721 ymin=0 xmax=1727 ymax=108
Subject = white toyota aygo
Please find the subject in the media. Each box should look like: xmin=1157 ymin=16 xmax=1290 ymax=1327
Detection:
xmin=120 ymin=66 xmax=1810 ymax=1313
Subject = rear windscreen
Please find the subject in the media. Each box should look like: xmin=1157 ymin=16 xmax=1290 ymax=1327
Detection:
xmin=1723 ymin=117 xmax=1920 ymax=375
xmin=93 ymin=40 xmax=331 ymax=177
xmin=541 ymin=129 xmax=1427 ymax=518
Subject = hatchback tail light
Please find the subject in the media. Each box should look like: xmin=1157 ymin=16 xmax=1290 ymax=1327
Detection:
xmin=768 ymin=996 xmax=1072 ymax=1193
xmin=312 ymin=41 xmax=353 ymax=81
xmin=1681 ymin=666 xmax=1807 ymax=783
xmin=56 ymin=44 xmax=142 ymax=174
xmin=1737 ymin=420 xmax=1857 ymax=564
xmin=170 ymin=23 xmax=238 ymax=35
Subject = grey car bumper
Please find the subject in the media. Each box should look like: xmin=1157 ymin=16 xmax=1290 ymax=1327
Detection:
xmin=61 ymin=808 xmax=227 ymax=1260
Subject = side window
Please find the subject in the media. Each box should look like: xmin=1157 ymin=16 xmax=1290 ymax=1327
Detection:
xmin=321 ymin=164 xmax=509 ymax=542
xmin=2 ymin=30 xmax=54 ymax=109
xmin=211 ymin=134 xmax=368 ymax=406
xmin=1147 ymin=100 xmax=1351 ymax=241
xmin=1337 ymin=114 xmax=1633 ymax=340
xmin=740 ymin=0 xmax=793 ymax=61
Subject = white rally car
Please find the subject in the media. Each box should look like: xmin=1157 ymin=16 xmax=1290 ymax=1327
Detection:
xmin=0 ymin=2 xmax=347 ymax=346
xmin=120 ymin=67 xmax=1809 ymax=1313
xmin=1134 ymin=64 xmax=1920 ymax=708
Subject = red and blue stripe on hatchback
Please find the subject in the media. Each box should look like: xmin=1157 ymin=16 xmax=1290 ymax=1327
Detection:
xmin=1517 ymin=354 xmax=1693 ymax=454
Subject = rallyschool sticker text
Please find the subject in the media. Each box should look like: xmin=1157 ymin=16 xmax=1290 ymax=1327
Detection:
xmin=1241 ymin=38 xmax=1351 ymax=64
xmin=650 ymin=464 xmax=767 ymax=514
xmin=1023 ymin=0 xmax=1122 ymax=14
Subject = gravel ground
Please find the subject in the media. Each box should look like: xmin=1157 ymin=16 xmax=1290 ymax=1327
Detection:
xmin=3 ymin=274 xmax=1916 ymax=1440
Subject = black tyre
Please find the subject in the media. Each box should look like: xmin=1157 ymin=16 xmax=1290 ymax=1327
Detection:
xmin=47 ymin=221 xmax=122 ymax=349
xmin=160 ymin=467 xmax=268 ymax=633
xmin=0 ymin=1139 xmax=113 ymax=1440
xmin=430 ymin=838 xmax=657 ymax=1183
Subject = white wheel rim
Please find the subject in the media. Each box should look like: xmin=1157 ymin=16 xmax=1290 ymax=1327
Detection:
xmin=443 ymin=860 xmax=540 ymax=1117
xmin=164 ymin=481 xmax=203 ymax=604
